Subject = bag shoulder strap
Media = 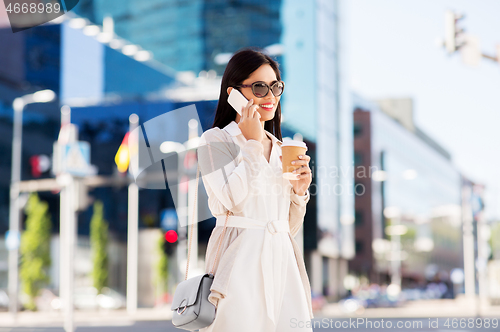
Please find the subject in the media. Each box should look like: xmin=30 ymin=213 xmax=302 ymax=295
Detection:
xmin=185 ymin=161 xmax=232 ymax=280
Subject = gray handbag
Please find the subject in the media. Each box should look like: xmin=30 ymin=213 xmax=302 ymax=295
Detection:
xmin=171 ymin=163 xmax=232 ymax=330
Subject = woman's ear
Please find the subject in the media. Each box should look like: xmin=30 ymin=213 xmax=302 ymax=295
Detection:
xmin=227 ymin=87 xmax=233 ymax=95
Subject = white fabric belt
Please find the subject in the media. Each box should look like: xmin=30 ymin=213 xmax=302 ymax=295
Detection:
xmin=215 ymin=215 xmax=290 ymax=326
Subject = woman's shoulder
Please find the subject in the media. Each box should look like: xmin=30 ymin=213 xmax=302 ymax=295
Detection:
xmin=201 ymin=127 xmax=222 ymax=138
xmin=199 ymin=127 xmax=240 ymax=161
xmin=200 ymin=127 xmax=230 ymax=143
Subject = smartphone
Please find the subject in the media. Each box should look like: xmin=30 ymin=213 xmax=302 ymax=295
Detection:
xmin=228 ymin=88 xmax=248 ymax=116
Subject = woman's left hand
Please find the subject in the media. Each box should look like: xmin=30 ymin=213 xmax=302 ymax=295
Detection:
xmin=280 ymin=154 xmax=312 ymax=196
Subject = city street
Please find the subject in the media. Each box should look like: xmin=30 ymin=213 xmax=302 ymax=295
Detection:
xmin=1 ymin=2 xmax=500 ymax=332
xmin=0 ymin=299 xmax=499 ymax=332
xmin=1 ymin=318 xmax=500 ymax=332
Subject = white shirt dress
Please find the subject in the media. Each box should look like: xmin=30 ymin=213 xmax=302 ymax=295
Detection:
xmin=197 ymin=120 xmax=314 ymax=332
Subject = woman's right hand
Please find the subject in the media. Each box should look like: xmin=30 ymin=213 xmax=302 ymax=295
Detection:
xmin=238 ymin=98 xmax=264 ymax=143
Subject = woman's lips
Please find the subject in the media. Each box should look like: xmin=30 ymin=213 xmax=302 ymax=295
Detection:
xmin=259 ymin=104 xmax=274 ymax=111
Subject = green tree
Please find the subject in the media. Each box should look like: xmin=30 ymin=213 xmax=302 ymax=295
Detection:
xmin=20 ymin=193 xmax=52 ymax=311
xmin=90 ymin=200 xmax=109 ymax=293
xmin=155 ymin=233 xmax=169 ymax=296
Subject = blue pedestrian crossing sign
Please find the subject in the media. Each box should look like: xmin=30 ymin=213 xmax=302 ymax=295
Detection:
xmin=160 ymin=208 xmax=178 ymax=231
xmin=53 ymin=141 xmax=91 ymax=177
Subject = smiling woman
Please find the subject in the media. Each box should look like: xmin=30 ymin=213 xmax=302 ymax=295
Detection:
xmin=195 ymin=48 xmax=313 ymax=332
xmin=230 ymin=72 xmax=285 ymax=125
xmin=211 ymin=48 xmax=284 ymax=143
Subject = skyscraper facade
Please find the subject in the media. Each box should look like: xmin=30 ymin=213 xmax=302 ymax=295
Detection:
xmin=281 ymin=0 xmax=354 ymax=300
xmin=350 ymin=95 xmax=463 ymax=285
xmin=73 ymin=0 xmax=283 ymax=74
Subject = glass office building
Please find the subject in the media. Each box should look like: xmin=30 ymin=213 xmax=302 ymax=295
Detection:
xmin=73 ymin=0 xmax=283 ymax=74
xmin=281 ymin=0 xmax=355 ymax=300
xmin=351 ymin=94 xmax=463 ymax=286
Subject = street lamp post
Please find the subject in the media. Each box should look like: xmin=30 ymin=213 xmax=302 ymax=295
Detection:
xmin=186 ymin=119 xmax=200 ymax=277
xmin=127 ymin=114 xmax=139 ymax=314
xmin=8 ymin=90 xmax=56 ymax=317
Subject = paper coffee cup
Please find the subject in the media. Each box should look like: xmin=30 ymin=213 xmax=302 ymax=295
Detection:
xmin=281 ymin=140 xmax=308 ymax=180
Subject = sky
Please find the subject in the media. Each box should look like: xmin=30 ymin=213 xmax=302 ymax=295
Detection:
xmin=346 ymin=0 xmax=500 ymax=221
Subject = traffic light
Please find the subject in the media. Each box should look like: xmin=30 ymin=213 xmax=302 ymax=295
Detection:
xmin=163 ymin=230 xmax=178 ymax=256
xmin=161 ymin=209 xmax=179 ymax=256
xmin=445 ymin=10 xmax=465 ymax=54
xmin=30 ymin=154 xmax=51 ymax=178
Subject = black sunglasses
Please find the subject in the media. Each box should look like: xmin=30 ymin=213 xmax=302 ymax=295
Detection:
xmin=234 ymin=80 xmax=285 ymax=98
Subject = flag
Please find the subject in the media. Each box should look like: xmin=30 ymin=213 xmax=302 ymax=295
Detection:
xmin=115 ymin=132 xmax=130 ymax=173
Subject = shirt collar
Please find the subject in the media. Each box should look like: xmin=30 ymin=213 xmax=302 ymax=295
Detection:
xmin=223 ymin=120 xmax=282 ymax=147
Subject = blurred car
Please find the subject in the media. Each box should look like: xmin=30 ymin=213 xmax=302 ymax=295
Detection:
xmin=96 ymin=287 xmax=126 ymax=310
xmin=35 ymin=289 xmax=59 ymax=311
xmin=349 ymin=284 xmax=404 ymax=309
xmin=401 ymin=288 xmax=424 ymax=301
xmin=339 ymin=297 xmax=366 ymax=314
xmin=51 ymin=287 xmax=126 ymax=311
xmin=73 ymin=287 xmax=99 ymax=310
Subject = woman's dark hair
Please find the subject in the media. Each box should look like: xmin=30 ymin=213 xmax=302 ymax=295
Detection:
xmin=211 ymin=47 xmax=283 ymax=141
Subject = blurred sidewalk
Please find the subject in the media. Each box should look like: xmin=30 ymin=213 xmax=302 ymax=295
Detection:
xmin=0 ymin=307 xmax=173 ymax=327
xmin=1 ymin=299 xmax=499 ymax=327
xmin=319 ymin=297 xmax=500 ymax=319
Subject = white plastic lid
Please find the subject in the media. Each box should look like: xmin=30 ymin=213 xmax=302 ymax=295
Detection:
xmin=281 ymin=139 xmax=307 ymax=150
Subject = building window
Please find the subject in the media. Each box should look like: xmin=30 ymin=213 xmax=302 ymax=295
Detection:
xmin=354 ymin=181 xmax=366 ymax=196
xmin=353 ymin=123 xmax=362 ymax=137
xmin=354 ymin=152 xmax=363 ymax=166
xmin=355 ymin=210 xmax=363 ymax=227
xmin=355 ymin=241 xmax=364 ymax=255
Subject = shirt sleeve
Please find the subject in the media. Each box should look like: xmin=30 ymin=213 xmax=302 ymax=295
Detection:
xmin=288 ymin=187 xmax=310 ymax=238
xmin=198 ymin=128 xmax=263 ymax=214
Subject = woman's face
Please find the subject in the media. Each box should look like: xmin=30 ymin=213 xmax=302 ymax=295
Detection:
xmin=227 ymin=64 xmax=281 ymax=123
